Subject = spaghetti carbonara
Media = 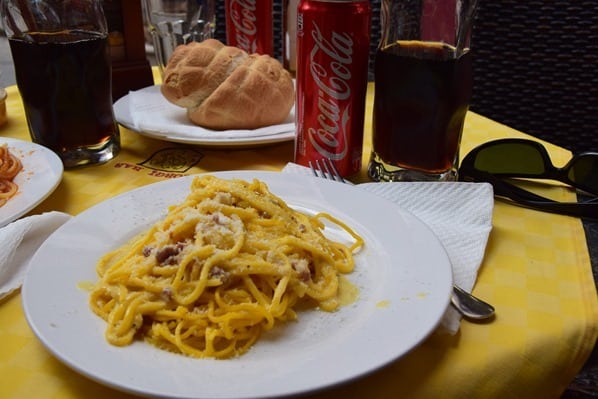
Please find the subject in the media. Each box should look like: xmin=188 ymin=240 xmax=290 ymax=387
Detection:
xmin=0 ymin=144 xmax=23 ymax=207
xmin=90 ymin=175 xmax=363 ymax=359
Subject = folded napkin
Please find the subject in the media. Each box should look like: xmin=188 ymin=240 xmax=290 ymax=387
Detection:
xmin=0 ymin=211 xmax=71 ymax=300
xmin=127 ymin=85 xmax=295 ymax=139
xmin=282 ymin=163 xmax=494 ymax=334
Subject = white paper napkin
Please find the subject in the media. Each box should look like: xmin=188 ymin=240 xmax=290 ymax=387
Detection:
xmin=127 ymin=85 xmax=295 ymax=139
xmin=282 ymin=163 xmax=494 ymax=334
xmin=0 ymin=211 xmax=71 ymax=300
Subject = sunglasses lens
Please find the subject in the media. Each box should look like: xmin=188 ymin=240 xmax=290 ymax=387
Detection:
xmin=568 ymin=154 xmax=598 ymax=194
xmin=474 ymin=142 xmax=547 ymax=175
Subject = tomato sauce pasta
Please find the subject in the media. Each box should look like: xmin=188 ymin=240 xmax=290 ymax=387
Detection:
xmin=90 ymin=175 xmax=363 ymax=359
xmin=0 ymin=144 xmax=23 ymax=207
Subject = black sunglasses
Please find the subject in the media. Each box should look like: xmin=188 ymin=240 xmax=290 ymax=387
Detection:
xmin=459 ymin=139 xmax=598 ymax=219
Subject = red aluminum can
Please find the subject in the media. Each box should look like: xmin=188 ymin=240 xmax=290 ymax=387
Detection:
xmin=294 ymin=0 xmax=371 ymax=177
xmin=225 ymin=0 xmax=274 ymax=56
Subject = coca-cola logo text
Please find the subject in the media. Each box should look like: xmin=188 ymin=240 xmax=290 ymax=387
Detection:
xmin=228 ymin=0 xmax=258 ymax=53
xmin=307 ymin=22 xmax=353 ymax=160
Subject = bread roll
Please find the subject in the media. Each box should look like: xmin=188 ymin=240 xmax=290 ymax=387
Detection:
xmin=161 ymin=39 xmax=295 ymax=130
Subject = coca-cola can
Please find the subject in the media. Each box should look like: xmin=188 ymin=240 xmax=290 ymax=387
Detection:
xmin=294 ymin=0 xmax=371 ymax=177
xmin=225 ymin=0 xmax=274 ymax=56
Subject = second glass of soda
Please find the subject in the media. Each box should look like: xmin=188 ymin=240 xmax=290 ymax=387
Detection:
xmin=2 ymin=0 xmax=121 ymax=168
xmin=368 ymin=0 xmax=478 ymax=182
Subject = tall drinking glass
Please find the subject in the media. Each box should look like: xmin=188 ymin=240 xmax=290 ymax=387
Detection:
xmin=1 ymin=0 xmax=120 ymax=168
xmin=368 ymin=0 xmax=478 ymax=181
xmin=143 ymin=0 xmax=216 ymax=74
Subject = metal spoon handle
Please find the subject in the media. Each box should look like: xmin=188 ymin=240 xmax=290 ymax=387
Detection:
xmin=451 ymin=285 xmax=495 ymax=320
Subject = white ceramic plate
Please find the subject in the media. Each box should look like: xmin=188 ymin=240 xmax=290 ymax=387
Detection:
xmin=22 ymin=171 xmax=452 ymax=399
xmin=0 ymin=138 xmax=63 ymax=227
xmin=113 ymin=85 xmax=295 ymax=147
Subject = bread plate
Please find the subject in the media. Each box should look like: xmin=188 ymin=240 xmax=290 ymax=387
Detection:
xmin=114 ymin=85 xmax=295 ymax=148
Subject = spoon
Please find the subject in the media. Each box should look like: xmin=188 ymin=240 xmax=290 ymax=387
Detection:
xmin=451 ymin=285 xmax=495 ymax=320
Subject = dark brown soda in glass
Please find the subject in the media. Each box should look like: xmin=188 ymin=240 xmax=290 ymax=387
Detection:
xmin=372 ymin=40 xmax=472 ymax=175
xmin=9 ymin=30 xmax=119 ymax=164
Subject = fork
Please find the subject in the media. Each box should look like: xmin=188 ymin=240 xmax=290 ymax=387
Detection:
xmin=308 ymin=158 xmax=495 ymax=320
xmin=308 ymin=158 xmax=348 ymax=184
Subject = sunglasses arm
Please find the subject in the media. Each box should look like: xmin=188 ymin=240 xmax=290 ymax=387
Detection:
xmin=460 ymin=169 xmax=598 ymax=220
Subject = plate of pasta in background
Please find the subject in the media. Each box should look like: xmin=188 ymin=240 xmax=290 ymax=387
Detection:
xmin=0 ymin=138 xmax=63 ymax=227
xmin=22 ymin=171 xmax=453 ymax=399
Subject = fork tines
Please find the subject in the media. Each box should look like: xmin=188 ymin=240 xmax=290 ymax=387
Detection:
xmin=309 ymin=158 xmax=345 ymax=183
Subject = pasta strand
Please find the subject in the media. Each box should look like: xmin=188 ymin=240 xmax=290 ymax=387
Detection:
xmin=0 ymin=144 xmax=22 ymax=207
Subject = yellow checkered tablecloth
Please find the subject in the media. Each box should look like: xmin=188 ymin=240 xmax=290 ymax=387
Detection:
xmin=0 ymin=81 xmax=596 ymax=399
